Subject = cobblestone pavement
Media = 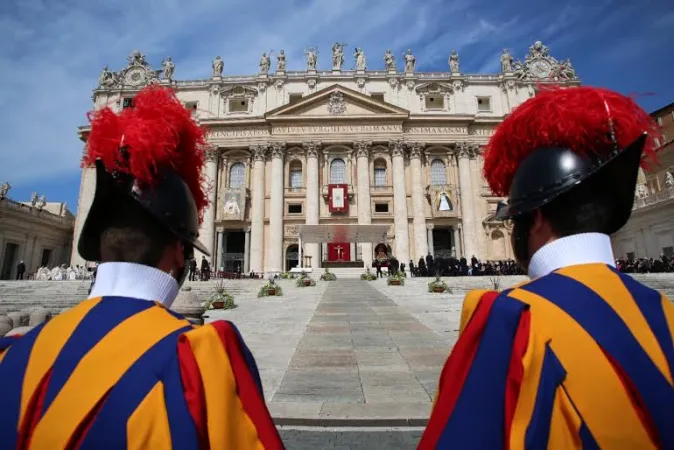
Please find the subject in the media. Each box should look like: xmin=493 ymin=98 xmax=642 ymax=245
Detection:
xmin=278 ymin=427 xmax=423 ymax=450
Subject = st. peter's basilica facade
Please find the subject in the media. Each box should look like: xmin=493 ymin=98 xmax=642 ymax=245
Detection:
xmin=72 ymin=41 xmax=580 ymax=274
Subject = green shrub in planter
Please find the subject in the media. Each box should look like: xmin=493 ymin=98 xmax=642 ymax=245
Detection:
xmin=205 ymin=280 xmax=237 ymax=309
xmin=428 ymin=276 xmax=451 ymax=293
xmin=320 ymin=269 xmax=337 ymax=281
xmin=258 ymin=279 xmax=284 ymax=297
xmin=386 ymin=271 xmax=406 ymax=286
xmin=360 ymin=268 xmax=377 ymax=281
xmin=296 ymin=272 xmax=316 ymax=287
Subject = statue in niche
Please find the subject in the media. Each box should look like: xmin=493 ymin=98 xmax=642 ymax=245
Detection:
xmin=305 ymin=47 xmax=318 ymax=70
xmin=354 ymin=47 xmax=367 ymax=70
xmin=331 ymin=42 xmax=346 ymax=70
xmin=384 ymin=49 xmax=396 ymax=70
xmin=161 ymin=57 xmax=175 ymax=80
xmin=436 ymin=191 xmax=453 ymax=211
xmin=500 ymin=49 xmax=513 ymax=73
xmin=665 ymin=171 xmax=674 ymax=188
xmin=403 ymin=49 xmax=416 ymax=72
xmin=212 ymin=56 xmax=224 ymax=76
xmin=277 ymin=50 xmax=286 ymax=71
xmin=259 ymin=52 xmax=271 ymax=74
xmin=0 ymin=181 xmax=10 ymax=199
xmin=448 ymin=50 xmax=460 ymax=73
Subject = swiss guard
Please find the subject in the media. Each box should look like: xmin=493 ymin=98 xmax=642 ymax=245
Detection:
xmin=420 ymin=86 xmax=674 ymax=449
xmin=0 ymin=86 xmax=284 ymax=449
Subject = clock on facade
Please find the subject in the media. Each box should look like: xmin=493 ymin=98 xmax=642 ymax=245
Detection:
xmin=124 ymin=67 xmax=146 ymax=86
xmin=529 ymin=60 xmax=552 ymax=78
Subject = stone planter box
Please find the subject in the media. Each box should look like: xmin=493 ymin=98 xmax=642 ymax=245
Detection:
xmin=211 ymin=300 xmax=225 ymax=309
xmin=267 ymin=289 xmax=276 ymax=296
xmin=303 ymin=279 xmax=313 ymax=286
xmin=433 ymin=286 xmax=445 ymax=293
xmin=390 ymin=279 xmax=401 ymax=286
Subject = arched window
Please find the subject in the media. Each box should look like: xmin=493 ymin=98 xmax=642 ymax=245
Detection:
xmin=289 ymin=160 xmax=303 ymax=188
xmin=430 ymin=159 xmax=447 ymax=185
xmin=229 ymin=163 xmax=245 ymax=188
xmin=330 ymin=158 xmax=346 ymax=184
xmin=373 ymin=158 xmax=387 ymax=186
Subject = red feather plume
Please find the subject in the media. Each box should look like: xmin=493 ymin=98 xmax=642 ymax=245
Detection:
xmin=83 ymin=85 xmax=209 ymax=224
xmin=483 ymin=85 xmax=662 ymax=197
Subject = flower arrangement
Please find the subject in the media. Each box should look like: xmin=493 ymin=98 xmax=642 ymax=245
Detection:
xmin=386 ymin=271 xmax=406 ymax=286
xmin=280 ymin=272 xmax=295 ymax=279
xmin=320 ymin=268 xmax=337 ymax=281
xmin=428 ymin=276 xmax=451 ymax=293
xmin=360 ymin=267 xmax=377 ymax=281
xmin=205 ymin=280 xmax=236 ymax=310
xmin=489 ymin=275 xmax=502 ymax=291
xmin=296 ymin=271 xmax=316 ymax=287
xmin=258 ymin=278 xmax=284 ymax=297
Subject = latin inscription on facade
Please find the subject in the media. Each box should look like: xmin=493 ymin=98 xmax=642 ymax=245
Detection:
xmin=274 ymin=125 xmax=402 ymax=134
xmin=468 ymin=127 xmax=495 ymax=136
xmin=210 ymin=128 xmax=270 ymax=138
xmin=402 ymin=126 xmax=468 ymax=135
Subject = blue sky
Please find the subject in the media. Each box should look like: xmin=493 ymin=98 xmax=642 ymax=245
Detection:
xmin=1 ymin=0 xmax=672 ymax=213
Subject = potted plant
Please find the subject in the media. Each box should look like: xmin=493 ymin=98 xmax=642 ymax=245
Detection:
xmin=360 ymin=267 xmax=377 ymax=281
xmin=205 ymin=280 xmax=236 ymax=310
xmin=296 ymin=271 xmax=316 ymax=287
xmin=489 ymin=275 xmax=502 ymax=291
xmin=387 ymin=271 xmax=405 ymax=286
xmin=258 ymin=278 xmax=283 ymax=297
xmin=428 ymin=276 xmax=451 ymax=293
xmin=320 ymin=268 xmax=337 ymax=281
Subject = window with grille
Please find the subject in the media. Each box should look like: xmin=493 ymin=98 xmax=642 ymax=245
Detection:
xmin=290 ymin=168 xmax=303 ymax=188
xmin=229 ymin=163 xmax=245 ymax=188
xmin=373 ymin=167 xmax=387 ymax=186
xmin=430 ymin=159 xmax=447 ymax=185
xmin=330 ymin=158 xmax=346 ymax=184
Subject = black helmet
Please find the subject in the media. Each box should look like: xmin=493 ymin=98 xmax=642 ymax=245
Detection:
xmin=78 ymin=159 xmax=209 ymax=262
xmin=495 ymin=133 xmax=647 ymax=235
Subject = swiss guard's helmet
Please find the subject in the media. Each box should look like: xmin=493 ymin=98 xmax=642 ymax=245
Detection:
xmin=78 ymin=85 xmax=210 ymax=266
xmin=484 ymin=86 xmax=661 ymax=235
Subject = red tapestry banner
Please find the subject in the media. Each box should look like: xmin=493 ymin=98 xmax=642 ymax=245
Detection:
xmin=328 ymin=184 xmax=349 ymax=213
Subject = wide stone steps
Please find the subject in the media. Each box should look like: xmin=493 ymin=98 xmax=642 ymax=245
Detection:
xmin=2 ymin=274 xmax=673 ymax=315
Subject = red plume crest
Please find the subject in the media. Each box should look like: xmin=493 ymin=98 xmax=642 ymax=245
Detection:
xmin=83 ymin=85 xmax=209 ymax=224
xmin=482 ymin=85 xmax=661 ymax=197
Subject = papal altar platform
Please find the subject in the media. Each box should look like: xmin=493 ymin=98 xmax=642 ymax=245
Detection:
xmin=321 ymin=260 xmax=364 ymax=269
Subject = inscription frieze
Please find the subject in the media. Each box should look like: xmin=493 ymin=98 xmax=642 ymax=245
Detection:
xmin=468 ymin=127 xmax=495 ymax=137
xmin=274 ymin=124 xmax=402 ymax=135
xmin=402 ymin=126 xmax=468 ymax=135
xmin=211 ymin=128 xmax=270 ymax=138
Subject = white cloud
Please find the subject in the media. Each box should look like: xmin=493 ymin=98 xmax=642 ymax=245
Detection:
xmin=0 ymin=0 xmax=596 ymax=185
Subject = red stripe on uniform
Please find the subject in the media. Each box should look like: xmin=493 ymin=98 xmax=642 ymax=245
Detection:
xmin=211 ymin=321 xmax=283 ymax=450
xmin=504 ymin=309 xmax=530 ymax=449
xmin=177 ymin=335 xmax=209 ymax=448
xmin=419 ymin=291 xmax=500 ymax=449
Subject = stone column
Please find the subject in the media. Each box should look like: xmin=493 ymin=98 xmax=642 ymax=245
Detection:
xmin=267 ymin=142 xmax=285 ymax=273
xmin=457 ymin=142 xmax=477 ymax=260
xmin=216 ymin=231 xmax=223 ymax=270
xmin=427 ymin=224 xmax=435 ymax=256
xmin=390 ymin=140 xmax=410 ymax=264
xmin=408 ymin=142 xmax=428 ymax=260
xmin=303 ymin=141 xmax=321 ymax=269
xmin=198 ymin=147 xmax=218 ymax=261
xmin=355 ymin=141 xmax=373 ymax=269
xmin=249 ymin=145 xmax=267 ymax=274
xmin=243 ymin=227 xmax=251 ymax=273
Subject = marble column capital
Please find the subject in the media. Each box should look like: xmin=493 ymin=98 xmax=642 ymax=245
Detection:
xmin=406 ymin=142 xmax=425 ymax=159
xmin=270 ymin=142 xmax=286 ymax=159
xmin=389 ymin=140 xmax=405 ymax=158
xmin=354 ymin=140 xmax=372 ymax=158
xmin=456 ymin=141 xmax=479 ymax=159
xmin=249 ymin=145 xmax=268 ymax=162
xmin=204 ymin=146 xmax=220 ymax=162
xmin=244 ymin=226 xmax=251 ymax=233
xmin=426 ymin=223 xmax=434 ymax=230
xmin=302 ymin=140 xmax=322 ymax=158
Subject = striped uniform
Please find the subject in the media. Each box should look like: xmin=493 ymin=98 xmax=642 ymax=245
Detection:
xmin=0 ymin=296 xmax=284 ymax=450
xmin=420 ymin=263 xmax=674 ymax=449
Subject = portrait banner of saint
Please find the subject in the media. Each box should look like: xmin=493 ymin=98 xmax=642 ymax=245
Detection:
xmin=436 ymin=191 xmax=453 ymax=212
xmin=329 ymin=184 xmax=349 ymax=213
xmin=221 ymin=188 xmax=245 ymax=220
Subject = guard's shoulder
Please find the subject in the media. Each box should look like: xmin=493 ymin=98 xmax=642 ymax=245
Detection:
xmin=460 ymin=289 xmax=498 ymax=334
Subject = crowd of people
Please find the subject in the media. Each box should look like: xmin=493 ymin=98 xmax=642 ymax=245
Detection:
xmin=408 ymin=254 xmax=525 ymax=277
xmin=616 ymin=255 xmax=674 ymax=273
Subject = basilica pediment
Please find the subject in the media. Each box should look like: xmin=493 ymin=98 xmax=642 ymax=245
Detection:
xmin=266 ymin=85 xmax=409 ymax=120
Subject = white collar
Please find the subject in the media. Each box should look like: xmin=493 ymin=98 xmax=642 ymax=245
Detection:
xmin=88 ymin=262 xmax=179 ymax=308
xmin=527 ymin=233 xmax=615 ymax=280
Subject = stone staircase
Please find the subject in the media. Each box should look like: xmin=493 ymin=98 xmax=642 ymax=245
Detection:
xmin=1 ymin=273 xmax=673 ymax=315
